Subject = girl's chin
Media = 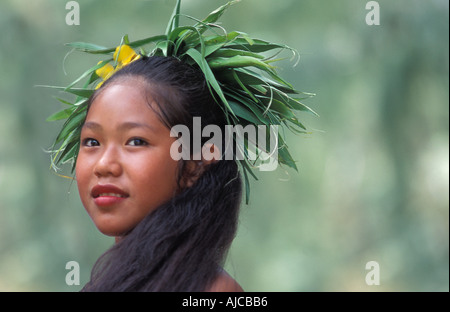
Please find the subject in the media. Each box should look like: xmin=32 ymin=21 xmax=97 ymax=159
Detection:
xmin=88 ymin=210 xmax=135 ymax=237
xmin=95 ymin=223 xmax=132 ymax=238
xmin=98 ymin=229 xmax=122 ymax=237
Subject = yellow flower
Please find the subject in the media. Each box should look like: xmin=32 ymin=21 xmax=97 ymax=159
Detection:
xmin=113 ymin=44 xmax=141 ymax=66
xmin=95 ymin=44 xmax=141 ymax=89
xmin=95 ymin=62 xmax=115 ymax=80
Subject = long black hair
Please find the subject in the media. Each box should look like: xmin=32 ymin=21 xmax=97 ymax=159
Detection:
xmin=80 ymin=56 xmax=242 ymax=291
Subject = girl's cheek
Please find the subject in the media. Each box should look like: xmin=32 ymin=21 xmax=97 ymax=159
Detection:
xmin=76 ymin=154 xmax=92 ymax=187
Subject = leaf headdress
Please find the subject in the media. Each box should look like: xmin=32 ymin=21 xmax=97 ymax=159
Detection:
xmin=46 ymin=0 xmax=316 ymax=203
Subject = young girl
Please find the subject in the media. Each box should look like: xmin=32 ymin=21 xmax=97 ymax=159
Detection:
xmin=77 ymin=56 xmax=243 ymax=292
xmin=47 ymin=0 xmax=313 ymax=292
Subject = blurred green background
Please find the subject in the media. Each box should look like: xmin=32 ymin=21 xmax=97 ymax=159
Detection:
xmin=0 ymin=0 xmax=448 ymax=291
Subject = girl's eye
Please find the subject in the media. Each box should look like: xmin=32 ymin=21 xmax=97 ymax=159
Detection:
xmin=83 ymin=138 xmax=100 ymax=147
xmin=127 ymin=138 xmax=148 ymax=146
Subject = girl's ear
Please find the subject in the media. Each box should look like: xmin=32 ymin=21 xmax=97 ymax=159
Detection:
xmin=183 ymin=143 xmax=221 ymax=188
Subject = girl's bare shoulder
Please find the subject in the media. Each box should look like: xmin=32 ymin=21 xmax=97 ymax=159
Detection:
xmin=207 ymin=270 xmax=243 ymax=292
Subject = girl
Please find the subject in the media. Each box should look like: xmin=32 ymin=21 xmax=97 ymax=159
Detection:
xmin=77 ymin=55 xmax=243 ymax=292
xmin=47 ymin=0 xmax=312 ymax=292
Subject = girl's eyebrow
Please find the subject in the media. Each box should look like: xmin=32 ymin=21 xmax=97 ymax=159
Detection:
xmin=118 ymin=121 xmax=156 ymax=132
xmin=83 ymin=121 xmax=156 ymax=132
xmin=82 ymin=121 xmax=102 ymax=131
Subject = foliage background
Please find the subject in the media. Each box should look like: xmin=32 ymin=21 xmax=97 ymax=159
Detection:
xmin=0 ymin=0 xmax=448 ymax=291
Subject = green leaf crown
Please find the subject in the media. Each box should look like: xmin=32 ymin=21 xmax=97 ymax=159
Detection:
xmin=46 ymin=0 xmax=316 ymax=203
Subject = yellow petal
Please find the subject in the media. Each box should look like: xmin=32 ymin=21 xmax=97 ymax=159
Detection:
xmin=113 ymin=45 xmax=138 ymax=65
xmin=95 ymin=80 xmax=104 ymax=90
xmin=122 ymin=53 xmax=141 ymax=66
xmin=95 ymin=62 xmax=115 ymax=80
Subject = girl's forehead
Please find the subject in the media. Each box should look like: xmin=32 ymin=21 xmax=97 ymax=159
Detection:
xmin=102 ymin=76 xmax=150 ymax=96
xmin=93 ymin=78 xmax=158 ymax=107
xmin=88 ymin=83 xmax=161 ymax=122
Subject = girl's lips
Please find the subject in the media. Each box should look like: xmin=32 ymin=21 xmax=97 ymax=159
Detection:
xmin=94 ymin=195 xmax=127 ymax=206
xmin=91 ymin=184 xmax=129 ymax=207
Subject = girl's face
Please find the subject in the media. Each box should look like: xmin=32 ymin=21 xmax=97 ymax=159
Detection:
xmin=76 ymin=79 xmax=180 ymax=237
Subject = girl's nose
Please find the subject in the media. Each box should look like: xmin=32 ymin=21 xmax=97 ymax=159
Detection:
xmin=94 ymin=146 xmax=123 ymax=178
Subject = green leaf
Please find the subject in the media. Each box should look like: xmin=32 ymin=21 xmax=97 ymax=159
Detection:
xmin=228 ymin=100 xmax=261 ymax=124
xmin=64 ymin=59 xmax=111 ymax=90
xmin=39 ymin=85 xmax=94 ymax=98
xmin=154 ymin=40 xmax=173 ymax=57
xmin=209 ymin=48 xmax=264 ymax=59
xmin=123 ymin=34 xmax=130 ymax=45
xmin=231 ymin=69 xmax=258 ymax=103
xmin=277 ymin=136 xmax=298 ymax=171
xmin=55 ymin=106 xmax=87 ymax=144
xmin=257 ymin=96 xmax=295 ymax=119
xmin=54 ymin=97 xmax=74 ymax=106
xmin=87 ymin=71 xmax=99 ymax=85
xmin=242 ymin=163 xmax=250 ymax=204
xmin=218 ymin=68 xmax=297 ymax=94
xmin=184 ymin=48 xmax=235 ymax=117
xmin=65 ymin=42 xmax=111 ymax=54
xmin=46 ymin=107 xmax=75 ymax=122
xmin=239 ymin=159 xmax=259 ymax=204
xmin=128 ymin=35 xmax=167 ymax=49
xmin=66 ymin=35 xmax=167 ymax=55
xmin=224 ymin=88 xmax=268 ymax=124
xmin=73 ymin=98 xmax=89 ymax=107
xmin=166 ymin=0 xmax=182 ymax=36
xmin=200 ymin=0 xmax=240 ymax=26
xmin=203 ymin=31 xmax=240 ymax=46
xmin=226 ymin=38 xmax=289 ymax=53
xmin=265 ymin=68 xmax=294 ymax=90
xmin=51 ymin=129 xmax=80 ymax=168
xmin=272 ymin=90 xmax=318 ymax=116
xmin=169 ymin=26 xmax=201 ymax=55
xmin=65 ymin=88 xmax=94 ymax=98
xmin=249 ymin=85 xmax=267 ymax=94
xmin=58 ymin=140 xmax=80 ymax=164
xmin=191 ymin=32 xmax=242 ymax=57
xmin=203 ymin=43 xmax=228 ymax=58
xmin=208 ymin=55 xmax=274 ymax=72
xmin=168 ymin=26 xmax=195 ymax=43
xmin=235 ymin=31 xmax=255 ymax=46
